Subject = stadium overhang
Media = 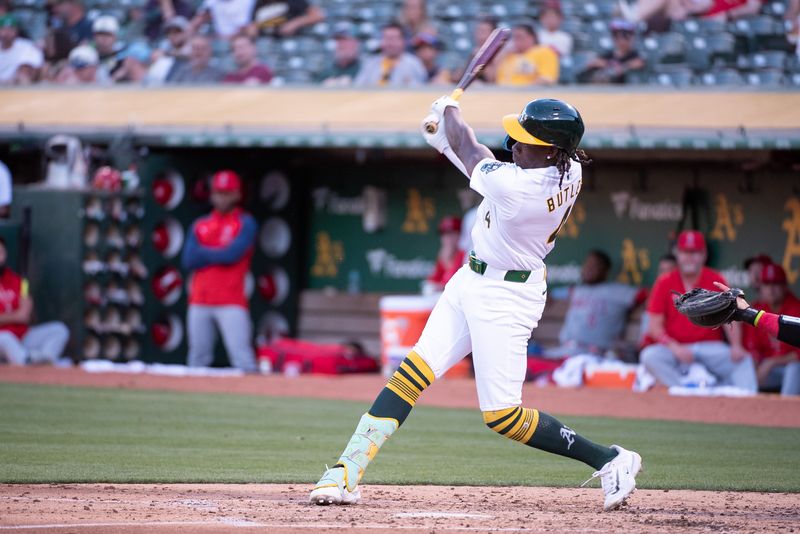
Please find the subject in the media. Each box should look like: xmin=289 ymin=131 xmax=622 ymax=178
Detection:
xmin=0 ymin=87 xmax=797 ymax=150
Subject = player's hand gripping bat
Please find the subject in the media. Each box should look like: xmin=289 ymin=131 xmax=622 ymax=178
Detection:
xmin=423 ymin=27 xmax=511 ymax=134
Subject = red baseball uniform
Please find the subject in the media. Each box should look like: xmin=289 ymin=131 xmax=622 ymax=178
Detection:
xmin=0 ymin=268 xmax=29 ymax=339
xmin=745 ymin=292 xmax=800 ymax=363
xmin=188 ymin=208 xmax=254 ymax=308
xmin=647 ymin=267 xmax=728 ymax=344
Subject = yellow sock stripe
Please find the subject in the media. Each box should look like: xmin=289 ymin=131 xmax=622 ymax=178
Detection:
xmin=390 ymin=372 xmax=422 ymax=400
xmin=386 ymin=381 xmax=417 ymax=405
xmin=406 ymin=351 xmax=435 ymax=386
xmin=387 ymin=376 xmax=419 ymax=404
xmin=482 ymin=406 xmax=518 ymax=426
xmin=508 ymin=409 xmax=537 ymax=443
xmin=496 ymin=408 xmax=525 ymax=436
xmin=520 ymin=409 xmax=540 ymax=443
xmin=388 ymin=376 xmax=419 ymax=402
xmin=396 ymin=364 xmax=426 ymax=394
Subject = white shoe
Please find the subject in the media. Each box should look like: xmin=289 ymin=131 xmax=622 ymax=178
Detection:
xmin=309 ymin=465 xmax=361 ymax=506
xmin=582 ymin=445 xmax=642 ymax=511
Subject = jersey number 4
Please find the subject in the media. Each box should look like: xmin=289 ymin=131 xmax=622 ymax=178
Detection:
xmin=485 ymin=211 xmax=491 ymax=228
xmin=547 ymin=204 xmax=573 ymax=244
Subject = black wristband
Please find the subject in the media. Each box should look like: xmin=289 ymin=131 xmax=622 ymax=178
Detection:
xmin=733 ymin=307 xmax=759 ymax=326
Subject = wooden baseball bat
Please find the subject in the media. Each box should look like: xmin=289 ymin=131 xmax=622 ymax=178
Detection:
xmin=424 ymin=27 xmax=511 ymax=134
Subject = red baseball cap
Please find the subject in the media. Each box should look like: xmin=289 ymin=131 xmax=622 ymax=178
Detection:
xmin=212 ymin=170 xmax=241 ymax=192
xmin=761 ymin=263 xmax=787 ymax=285
xmin=438 ymin=216 xmax=462 ymax=234
xmin=676 ymin=230 xmax=706 ymax=252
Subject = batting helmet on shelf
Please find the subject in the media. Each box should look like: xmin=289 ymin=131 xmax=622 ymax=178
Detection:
xmin=92 ymin=166 xmax=122 ymax=192
xmin=502 ymin=99 xmax=585 ymax=153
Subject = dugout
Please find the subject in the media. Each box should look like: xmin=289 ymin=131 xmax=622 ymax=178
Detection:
xmin=0 ymin=87 xmax=798 ymax=363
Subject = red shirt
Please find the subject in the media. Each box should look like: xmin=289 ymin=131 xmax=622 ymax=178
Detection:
xmin=744 ymin=292 xmax=800 ymax=363
xmin=703 ymin=0 xmax=749 ymax=16
xmin=0 ymin=268 xmax=28 ymax=339
xmin=223 ymin=64 xmax=273 ymax=84
xmin=647 ymin=267 xmax=727 ymax=343
xmin=428 ymin=249 xmax=465 ymax=286
xmin=189 ymin=208 xmax=253 ymax=308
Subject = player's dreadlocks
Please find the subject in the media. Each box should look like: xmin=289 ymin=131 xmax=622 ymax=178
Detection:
xmin=555 ymin=148 xmax=592 ymax=188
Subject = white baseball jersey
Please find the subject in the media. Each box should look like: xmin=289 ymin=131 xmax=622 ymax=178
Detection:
xmin=469 ymin=157 xmax=582 ymax=271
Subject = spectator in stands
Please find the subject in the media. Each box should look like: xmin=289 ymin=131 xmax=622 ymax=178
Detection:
xmin=579 ymin=20 xmax=644 ymax=84
xmin=744 ymin=263 xmax=800 ymax=395
xmin=0 ymin=14 xmax=44 ymax=85
xmin=495 ymin=23 xmax=559 ymax=86
xmin=640 ymin=230 xmax=757 ymax=391
xmin=0 ymin=238 xmax=70 ymax=366
xmin=743 ymin=253 xmax=772 ymax=296
xmin=143 ymin=0 xmax=195 ymax=42
xmin=398 ymin=0 xmax=436 ymax=41
xmin=181 ymin=170 xmax=257 ymax=372
xmin=537 ymin=0 xmax=573 ymax=57
xmin=51 ymin=0 xmax=92 ymax=47
xmin=223 ymin=34 xmax=272 ymax=84
xmin=452 ymin=15 xmax=499 ymax=84
xmin=0 ymin=0 xmax=8 ymax=17
xmin=423 ymin=216 xmax=465 ymax=293
xmin=56 ymin=44 xmax=108 ymax=85
xmin=92 ymin=15 xmax=123 ymax=80
xmin=192 ymin=0 xmax=255 ymax=39
xmin=411 ymin=32 xmax=449 ymax=84
xmin=618 ymin=0 xmax=762 ymax=30
xmin=167 ymin=34 xmax=223 ymax=84
xmin=249 ymin=0 xmax=325 ymax=37
xmin=788 ymin=0 xmax=800 ymax=57
xmin=146 ymin=15 xmax=191 ymax=84
xmin=112 ymin=42 xmax=152 ymax=84
xmin=353 ymin=22 xmax=427 ymax=87
xmin=547 ymin=250 xmax=644 ymax=357
xmin=316 ymin=23 xmax=360 ymax=86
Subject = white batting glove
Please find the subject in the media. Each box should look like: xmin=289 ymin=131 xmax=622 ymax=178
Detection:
xmin=430 ymin=95 xmax=460 ymax=116
xmin=421 ymin=113 xmax=449 ymax=154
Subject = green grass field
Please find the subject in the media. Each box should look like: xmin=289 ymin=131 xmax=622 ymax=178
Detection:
xmin=1 ymin=382 xmax=798 ymax=492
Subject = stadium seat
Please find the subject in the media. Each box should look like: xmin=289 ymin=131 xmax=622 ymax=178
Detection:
xmin=560 ymin=18 xmax=585 ymax=36
xmin=705 ymin=32 xmax=737 ymax=66
xmin=743 ymin=51 xmax=788 ymax=70
xmin=652 ymin=67 xmax=694 ymax=87
xmin=746 ymin=69 xmax=786 ymax=86
xmin=686 ymin=38 xmax=711 ymax=71
xmin=762 ymin=0 xmax=787 ymax=17
xmin=699 ymin=69 xmax=746 ymax=86
xmin=789 ymin=73 xmax=800 ymax=86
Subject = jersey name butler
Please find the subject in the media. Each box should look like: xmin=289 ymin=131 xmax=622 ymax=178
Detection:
xmin=547 ymin=178 xmax=582 ymax=213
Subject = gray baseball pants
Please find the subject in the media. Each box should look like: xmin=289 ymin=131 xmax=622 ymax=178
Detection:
xmin=187 ymin=305 xmax=256 ymax=372
xmin=0 ymin=322 xmax=70 ymax=364
xmin=640 ymin=340 xmax=758 ymax=393
xmin=762 ymin=362 xmax=800 ymax=396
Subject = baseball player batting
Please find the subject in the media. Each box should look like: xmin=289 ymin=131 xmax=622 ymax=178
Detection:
xmin=310 ymin=96 xmax=642 ymax=511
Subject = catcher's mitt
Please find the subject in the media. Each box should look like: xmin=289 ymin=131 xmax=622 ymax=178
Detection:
xmin=673 ymin=287 xmax=745 ymax=328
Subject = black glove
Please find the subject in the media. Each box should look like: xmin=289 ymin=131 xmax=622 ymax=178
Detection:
xmin=673 ymin=287 xmax=747 ymax=328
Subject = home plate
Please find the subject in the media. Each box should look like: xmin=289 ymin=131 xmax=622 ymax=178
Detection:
xmin=395 ymin=512 xmax=494 ymax=519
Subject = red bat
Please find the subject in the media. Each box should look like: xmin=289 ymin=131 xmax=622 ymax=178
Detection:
xmin=424 ymin=27 xmax=511 ymax=134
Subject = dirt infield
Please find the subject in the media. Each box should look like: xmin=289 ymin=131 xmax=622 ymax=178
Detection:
xmin=2 ymin=366 xmax=800 ymax=427
xmin=2 ymin=367 xmax=800 ymax=533
xmin=2 ymin=483 xmax=799 ymax=533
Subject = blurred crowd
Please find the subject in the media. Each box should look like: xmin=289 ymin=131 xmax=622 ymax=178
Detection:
xmin=0 ymin=0 xmax=798 ymax=87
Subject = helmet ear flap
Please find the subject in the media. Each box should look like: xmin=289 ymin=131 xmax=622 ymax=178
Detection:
xmin=503 ymin=135 xmax=515 ymax=152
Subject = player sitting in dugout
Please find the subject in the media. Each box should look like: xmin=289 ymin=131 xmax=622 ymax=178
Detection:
xmin=0 ymin=237 xmax=70 ymax=366
xmin=545 ymin=249 xmax=646 ymax=359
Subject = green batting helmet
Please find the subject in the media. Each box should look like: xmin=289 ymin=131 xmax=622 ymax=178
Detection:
xmin=502 ymin=98 xmax=585 ymax=153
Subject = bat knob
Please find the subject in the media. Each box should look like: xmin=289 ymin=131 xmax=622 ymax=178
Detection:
xmin=424 ymin=121 xmax=438 ymax=134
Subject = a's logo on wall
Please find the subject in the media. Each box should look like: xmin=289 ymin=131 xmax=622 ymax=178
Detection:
xmin=782 ymin=198 xmax=800 ymax=284
xmin=610 ymin=191 xmax=682 ymax=222
xmin=402 ymin=188 xmax=435 ymax=233
xmin=710 ymin=194 xmax=744 ymax=242
xmin=618 ymin=238 xmax=651 ymax=285
xmin=311 ymin=231 xmax=344 ymax=278
xmin=562 ymin=202 xmax=586 ymax=239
